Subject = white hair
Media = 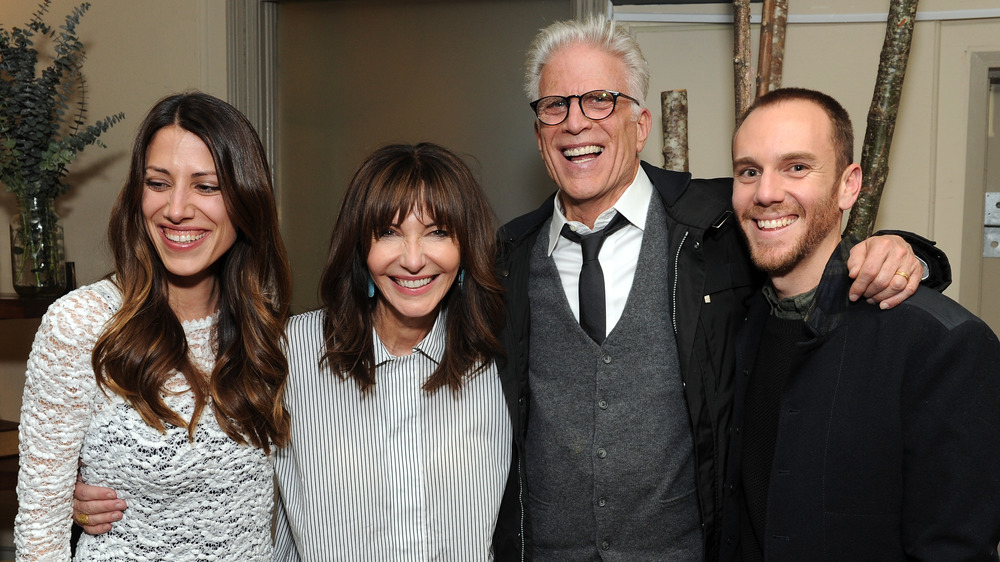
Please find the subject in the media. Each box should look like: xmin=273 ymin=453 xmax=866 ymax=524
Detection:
xmin=524 ymin=15 xmax=650 ymax=113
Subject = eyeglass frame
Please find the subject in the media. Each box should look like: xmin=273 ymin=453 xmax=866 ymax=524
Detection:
xmin=529 ymin=90 xmax=642 ymax=126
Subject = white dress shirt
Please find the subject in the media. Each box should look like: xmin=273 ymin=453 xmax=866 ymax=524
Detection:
xmin=548 ymin=167 xmax=654 ymax=339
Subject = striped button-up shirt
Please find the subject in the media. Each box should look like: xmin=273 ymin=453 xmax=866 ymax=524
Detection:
xmin=274 ymin=308 xmax=511 ymax=561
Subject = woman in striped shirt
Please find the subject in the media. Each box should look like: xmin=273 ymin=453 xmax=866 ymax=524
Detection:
xmin=273 ymin=142 xmax=511 ymax=560
xmin=74 ymin=143 xmax=514 ymax=561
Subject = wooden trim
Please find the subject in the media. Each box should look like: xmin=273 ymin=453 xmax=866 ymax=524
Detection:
xmin=226 ymin=0 xmax=280 ymax=205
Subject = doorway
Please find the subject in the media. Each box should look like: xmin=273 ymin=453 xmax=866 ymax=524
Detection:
xmin=981 ymin=69 xmax=1000 ymax=333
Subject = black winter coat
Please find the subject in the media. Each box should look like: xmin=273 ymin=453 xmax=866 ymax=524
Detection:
xmin=720 ymin=238 xmax=1000 ymax=560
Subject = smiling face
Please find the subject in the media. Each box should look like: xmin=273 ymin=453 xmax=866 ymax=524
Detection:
xmin=142 ymin=124 xmax=237 ymax=293
xmin=534 ymin=42 xmax=652 ymax=227
xmin=367 ymin=207 xmax=461 ymax=339
xmin=732 ymin=99 xmax=860 ymax=297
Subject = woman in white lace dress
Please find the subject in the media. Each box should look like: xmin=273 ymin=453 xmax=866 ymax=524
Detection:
xmin=15 ymin=92 xmax=291 ymax=561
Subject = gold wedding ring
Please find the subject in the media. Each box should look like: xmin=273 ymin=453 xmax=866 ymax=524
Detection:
xmin=76 ymin=512 xmax=90 ymax=525
xmin=894 ymin=270 xmax=910 ymax=281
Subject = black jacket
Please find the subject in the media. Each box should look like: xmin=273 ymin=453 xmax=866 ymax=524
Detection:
xmin=720 ymin=238 xmax=1000 ymax=560
xmin=492 ymin=162 xmax=762 ymax=561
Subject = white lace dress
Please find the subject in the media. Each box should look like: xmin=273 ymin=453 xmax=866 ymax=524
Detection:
xmin=15 ymin=280 xmax=273 ymax=561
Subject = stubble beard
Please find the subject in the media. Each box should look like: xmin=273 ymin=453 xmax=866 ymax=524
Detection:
xmin=741 ymin=189 xmax=843 ymax=277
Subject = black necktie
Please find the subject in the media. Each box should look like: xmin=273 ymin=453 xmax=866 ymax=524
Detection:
xmin=560 ymin=212 xmax=629 ymax=344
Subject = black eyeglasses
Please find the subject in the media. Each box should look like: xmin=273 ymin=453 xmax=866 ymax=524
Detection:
xmin=529 ymin=90 xmax=641 ymax=126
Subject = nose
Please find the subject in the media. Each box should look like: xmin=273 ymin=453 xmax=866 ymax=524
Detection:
xmin=164 ymin=187 xmax=194 ymax=223
xmin=753 ymin=172 xmax=785 ymax=206
xmin=399 ymin=238 xmax=426 ymax=272
xmin=562 ymin=96 xmax=592 ymax=134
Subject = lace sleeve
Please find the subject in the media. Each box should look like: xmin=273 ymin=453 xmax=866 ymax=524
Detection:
xmin=15 ymin=285 xmax=117 ymax=562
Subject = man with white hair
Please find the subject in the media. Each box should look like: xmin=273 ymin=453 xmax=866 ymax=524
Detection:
xmin=494 ymin=17 xmax=929 ymax=561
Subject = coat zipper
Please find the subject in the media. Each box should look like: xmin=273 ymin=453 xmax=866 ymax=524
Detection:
xmin=672 ymin=230 xmax=689 ymax=335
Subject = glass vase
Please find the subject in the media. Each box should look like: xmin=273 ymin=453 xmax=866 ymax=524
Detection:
xmin=9 ymin=195 xmax=66 ymax=296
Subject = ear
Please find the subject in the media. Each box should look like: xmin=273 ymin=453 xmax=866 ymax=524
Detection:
xmin=838 ymin=163 xmax=862 ymax=211
xmin=535 ymin=120 xmax=544 ymax=153
xmin=634 ymin=106 xmax=653 ymax=152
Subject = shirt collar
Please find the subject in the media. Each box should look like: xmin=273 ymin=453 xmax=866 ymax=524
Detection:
xmin=373 ymin=308 xmax=448 ymax=366
xmin=763 ymin=284 xmax=818 ymax=320
xmin=761 ymin=236 xmax=856 ymax=334
xmin=546 ymin=165 xmax=654 ymax=256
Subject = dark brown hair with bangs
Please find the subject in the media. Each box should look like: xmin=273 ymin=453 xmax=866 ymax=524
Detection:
xmin=319 ymin=142 xmax=504 ymax=393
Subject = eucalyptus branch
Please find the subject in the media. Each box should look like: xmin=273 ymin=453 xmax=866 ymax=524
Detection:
xmin=0 ymin=0 xmax=124 ymax=199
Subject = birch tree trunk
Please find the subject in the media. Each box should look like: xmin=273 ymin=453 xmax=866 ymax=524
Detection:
xmin=756 ymin=0 xmax=789 ymax=97
xmin=766 ymin=0 xmax=788 ymax=93
xmin=733 ymin=0 xmax=753 ymax=121
xmin=661 ymin=89 xmax=689 ymax=172
xmin=756 ymin=0 xmax=776 ymax=98
xmin=845 ymin=0 xmax=919 ymax=239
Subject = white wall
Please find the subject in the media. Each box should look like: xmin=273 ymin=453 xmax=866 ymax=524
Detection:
xmin=620 ymin=0 xmax=1000 ymax=318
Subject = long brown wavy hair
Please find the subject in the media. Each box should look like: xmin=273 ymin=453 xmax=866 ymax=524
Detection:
xmin=320 ymin=143 xmax=504 ymax=393
xmin=93 ymin=92 xmax=291 ymax=452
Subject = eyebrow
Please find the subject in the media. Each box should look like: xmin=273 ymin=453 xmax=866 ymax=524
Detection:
xmin=732 ymin=151 xmax=819 ymax=167
xmin=145 ymin=165 xmax=217 ymax=178
xmin=778 ymin=151 xmax=819 ymax=163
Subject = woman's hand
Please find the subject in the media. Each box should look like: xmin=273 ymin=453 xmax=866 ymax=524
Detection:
xmin=73 ymin=479 xmax=126 ymax=535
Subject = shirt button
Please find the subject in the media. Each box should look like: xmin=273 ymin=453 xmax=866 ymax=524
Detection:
xmin=597 ymin=448 xmax=607 ymax=459
xmin=601 ymin=540 xmax=610 ymax=550
xmin=602 ymin=353 xmax=612 ymax=364
xmin=693 ymin=241 xmax=701 ymax=250
xmin=598 ymin=399 xmax=608 ymax=410
xmin=598 ymin=497 xmax=607 ymax=507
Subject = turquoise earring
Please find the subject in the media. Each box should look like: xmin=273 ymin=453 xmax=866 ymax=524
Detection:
xmin=458 ymin=268 xmax=465 ymax=288
xmin=367 ymin=275 xmax=375 ymax=298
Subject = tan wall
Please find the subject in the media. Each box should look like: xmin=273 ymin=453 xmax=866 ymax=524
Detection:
xmin=277 ymin=0 xmax=570 ymax=313
xmin=3 ymin=0 xmax=997 ymax=411
xmin=0 ymin=0 xmax=227 ymax=421
xmin=624 ymin=0 xmax=1000 ymax=319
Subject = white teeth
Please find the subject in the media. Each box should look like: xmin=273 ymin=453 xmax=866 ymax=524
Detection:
xmin=562 ymin=145 xmax=603 ymax=158
xmin=165 ymin=230 xmax=207 ymax=243
xmin=396 ymin=277 xmax=432 ymax=289
xmin=756 ymin=217 xmax=797 ymax=230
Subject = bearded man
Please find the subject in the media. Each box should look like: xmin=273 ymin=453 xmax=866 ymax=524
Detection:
xmin=720 ymin=87 xmax=1000 ymax=561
